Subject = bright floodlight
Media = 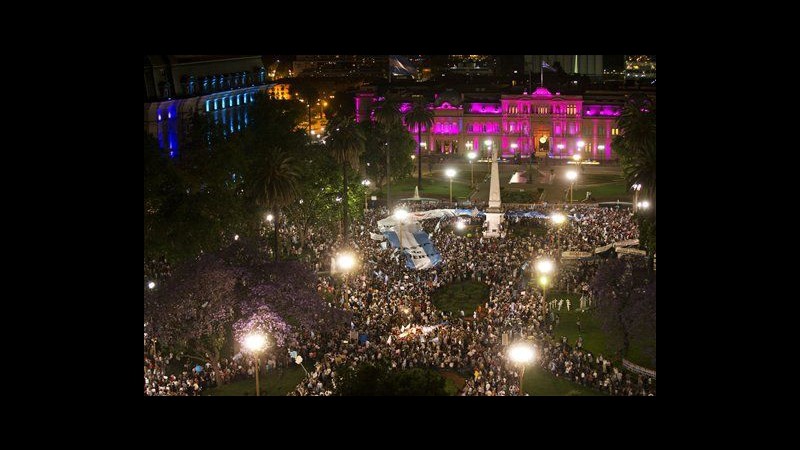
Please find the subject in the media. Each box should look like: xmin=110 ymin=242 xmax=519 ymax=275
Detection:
xmin=394 ymin=208 xmax=409 ymax=221
xmin=577 ymin=140 xmax=585 ymax=149
xmin=566 ymin=171 xmax=578 ymax=181
xmin=538 ymin=275 xmax=549 ymax=287
xmin=535 ymin=259 xmax=554 ymax=274
xmin=266 ymin=213 xmax=274 ymax=222
xmin=446 ymin=168 xmax=456 ymax=178
xmin=456 ymin=221 xmax=466 ymax=230
xmin=411 ymin=154 xmax=416 ymax=160
xmin=632 ymin=183 xmax=642 ymax=191
xmin=641 ymin=201 xmax=650 ymax=209
xmin=244 ymin=333 xmax=267 ymax=352
xmin=336 ymin=252 xmax=356 ymax=271
xmin=573 ymin=153 xmax=581 ymax=161
xmin=468 ymin=151 xmax=477 ymax=160
xmin=484 ymin=139 xmax=492 ymax=146
xmin=551 ymin=213 xmax=566 ymax=225
xmin=362 ymin=179 xmax=371 ymax=186
xmin=234 ymin=234 xmax=240 ymax=241
xmin=148 ymin=281 xmax=155 ymax=289
xmin=509 ymin=343 xmax=536 ymax=364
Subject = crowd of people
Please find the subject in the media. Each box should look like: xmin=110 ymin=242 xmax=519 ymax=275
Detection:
xmin=145 ymin=202 xmax=655 ymax=396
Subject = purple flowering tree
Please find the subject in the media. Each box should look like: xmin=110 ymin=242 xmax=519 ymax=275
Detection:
xmin=589 ymin=258 xmax=656 ymax=360
xmin=145 ymin=244 xmax=350 ymax=382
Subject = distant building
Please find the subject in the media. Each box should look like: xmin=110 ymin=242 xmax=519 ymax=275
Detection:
xmin=144 ymin=55 xmax=272 ymax=153
xmin=355 ymin=84 xmax=655 ymax=161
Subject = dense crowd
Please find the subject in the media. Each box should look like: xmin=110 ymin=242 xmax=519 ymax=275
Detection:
xmin=145 ymin=203 xmax=655 ymax=396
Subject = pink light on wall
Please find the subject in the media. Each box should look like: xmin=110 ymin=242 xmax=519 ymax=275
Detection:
xmin=354 ymin=96 xmax=361 ymax=123
xmin=469 ymin=103 xmax=502 ymax=114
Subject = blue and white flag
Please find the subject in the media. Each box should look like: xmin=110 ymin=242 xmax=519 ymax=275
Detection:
xmin=542 ymin=61 xmax=557 ymax=72
xmin=382 ymin=228 xmax=442 ymax=270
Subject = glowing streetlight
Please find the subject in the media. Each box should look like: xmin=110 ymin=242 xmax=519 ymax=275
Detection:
xmin=234 ymin=234 xmax=240 ymax=241
xmin=538 ymin=275 xmax=550 ymax=314
xmin=243 ymin=333 xmax=268 ymax=396
xmin=467 ymin=151 xmax=477 ymax=186
xmin=577 ymin=140 xmax=585 ymax=150
xmin=336 ymin=252 xmax=356 ymax=272
xmin=598 ymin=144 xmax=605 ymax=151
xmin=632 ymin=183 xmax=642 ymax=210
xmin=445 ymin=168 xmax=457 ymax=203
xmin=265 ymin=213 xmax=274 ymax=223
xmin=638 ymin=200 xmax=650 ymax=210
xmin=411 ymin=154 xmax=416 ymax=160
xmin=535 ymin=259 xmax=554 ymax=275
xmin=566 ymin=170 xmax=578 ymax=203
xmin=508 ymin=342 xmax=536 ymax=394
xmin=362 ymin=179 xmax=371 ymax=211
xmin=148 ymin=281 xmax=155 ymax=290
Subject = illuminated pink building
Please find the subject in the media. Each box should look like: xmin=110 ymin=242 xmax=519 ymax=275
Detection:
xmin=355 ymin=86 xmax=622 ymax=160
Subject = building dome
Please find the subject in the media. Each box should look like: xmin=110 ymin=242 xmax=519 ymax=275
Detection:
xmin=531 ymin=86 xmax=553 ymax=97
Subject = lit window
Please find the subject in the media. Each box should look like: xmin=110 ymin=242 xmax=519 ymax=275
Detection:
xmin=612 ymin=128 xmax=620 ymax=136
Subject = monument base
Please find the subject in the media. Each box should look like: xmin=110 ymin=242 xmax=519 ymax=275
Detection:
xmin=483 ymin=212 xmax=504 ymax=238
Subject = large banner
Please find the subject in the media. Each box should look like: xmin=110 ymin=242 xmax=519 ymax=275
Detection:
xmin=382 ymin=225 xmax=442 ymax=270
xmin=615 ymin=247 xmax=647 ymax=256
xmin=561 ymin=251 xmax=594 ymax=259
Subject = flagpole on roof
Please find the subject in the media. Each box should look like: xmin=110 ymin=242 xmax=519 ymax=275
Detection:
xmin=541 ymin=61 xmax=544 ymax=87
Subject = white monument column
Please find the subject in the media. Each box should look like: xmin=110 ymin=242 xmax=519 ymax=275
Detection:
xmin=484 ymin=146 xmax=504 ymax=238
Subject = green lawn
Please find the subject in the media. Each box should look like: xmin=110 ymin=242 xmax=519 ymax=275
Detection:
xmin=522 ymin=364 xmax=605 ymax=396
xmin=430 ymin=280 xmax=490 ymax=315
xmin=201 ymin=365 xmax=306 ymax=396
xmin=549 ymin=291 xmax=655 ymax=370
xmin=382 ymin=171 xmax=475 ymax=201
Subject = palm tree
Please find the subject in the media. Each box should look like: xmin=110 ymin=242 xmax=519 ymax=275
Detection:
xmin=612 ymin=94 xmax=656 ymax=270
xmin=327 ymin=115 xmax=366 ymax=240
xmin=404 ymin=98 xmax=434 ymax=192
xmin=250 ymin=146 xmax=301 ymax=261
xmin=374 ymin=97 xmax=402 ymax=210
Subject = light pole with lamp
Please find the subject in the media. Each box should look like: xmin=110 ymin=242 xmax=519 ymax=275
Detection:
xmin=243 ymin=333 xmax=268 ymax=396
xmin=535 ymin=259 xmax=554 ymax=313
xmin=265 ymin=213 xmax=276 ymax=261
xmin=566 ymin=170 xmax=577 ymax=203
xmin=361 ymin=179 xmax=371 ymax=212
xmin=445 ymin=168 xmax=456 ymax=204
xmin=538 ymin=275 xmax=550 ymax=315
xmin=573 ymin=152 xmax=582 ymax=174
xmin=508 ymin=342 xmax=536 ymax=395
xmin=467 ymin=151 xmax=477 ymax=187
xmin=632 ymin=183 xmax=642 ymax=211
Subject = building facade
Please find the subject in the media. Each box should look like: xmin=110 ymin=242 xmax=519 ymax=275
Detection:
xmin=356 ymin=86 xmax=623 ymax=161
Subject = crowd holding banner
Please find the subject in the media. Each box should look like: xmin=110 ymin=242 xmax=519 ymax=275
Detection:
xmin=145 ymin=202 xmax=655 ymax=396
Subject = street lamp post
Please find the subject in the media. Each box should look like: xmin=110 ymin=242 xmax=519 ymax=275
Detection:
xmin=566 ymin=170 xmax=578 ymax=203
xmin=445 ymin=168 xmax=457 ymax=204
xmin=244 ymin=333 xmax=268 ymax=396
xmin=265 ymin=213 xmax=276 ymax=261
xmin=361 ymin=179 xmax=371 ymax=212
xmin=538 ymin=275 xmax=550 ymax=314
xmin=573 ymin=152 xmax=582 ymax=174
xmin=467 ymin=151 xmax=477 ymax=187
xmin=508 ymin=342 xmax=536 ymax=395
xmin=632 ymin=183 xmax=642 ymax=211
